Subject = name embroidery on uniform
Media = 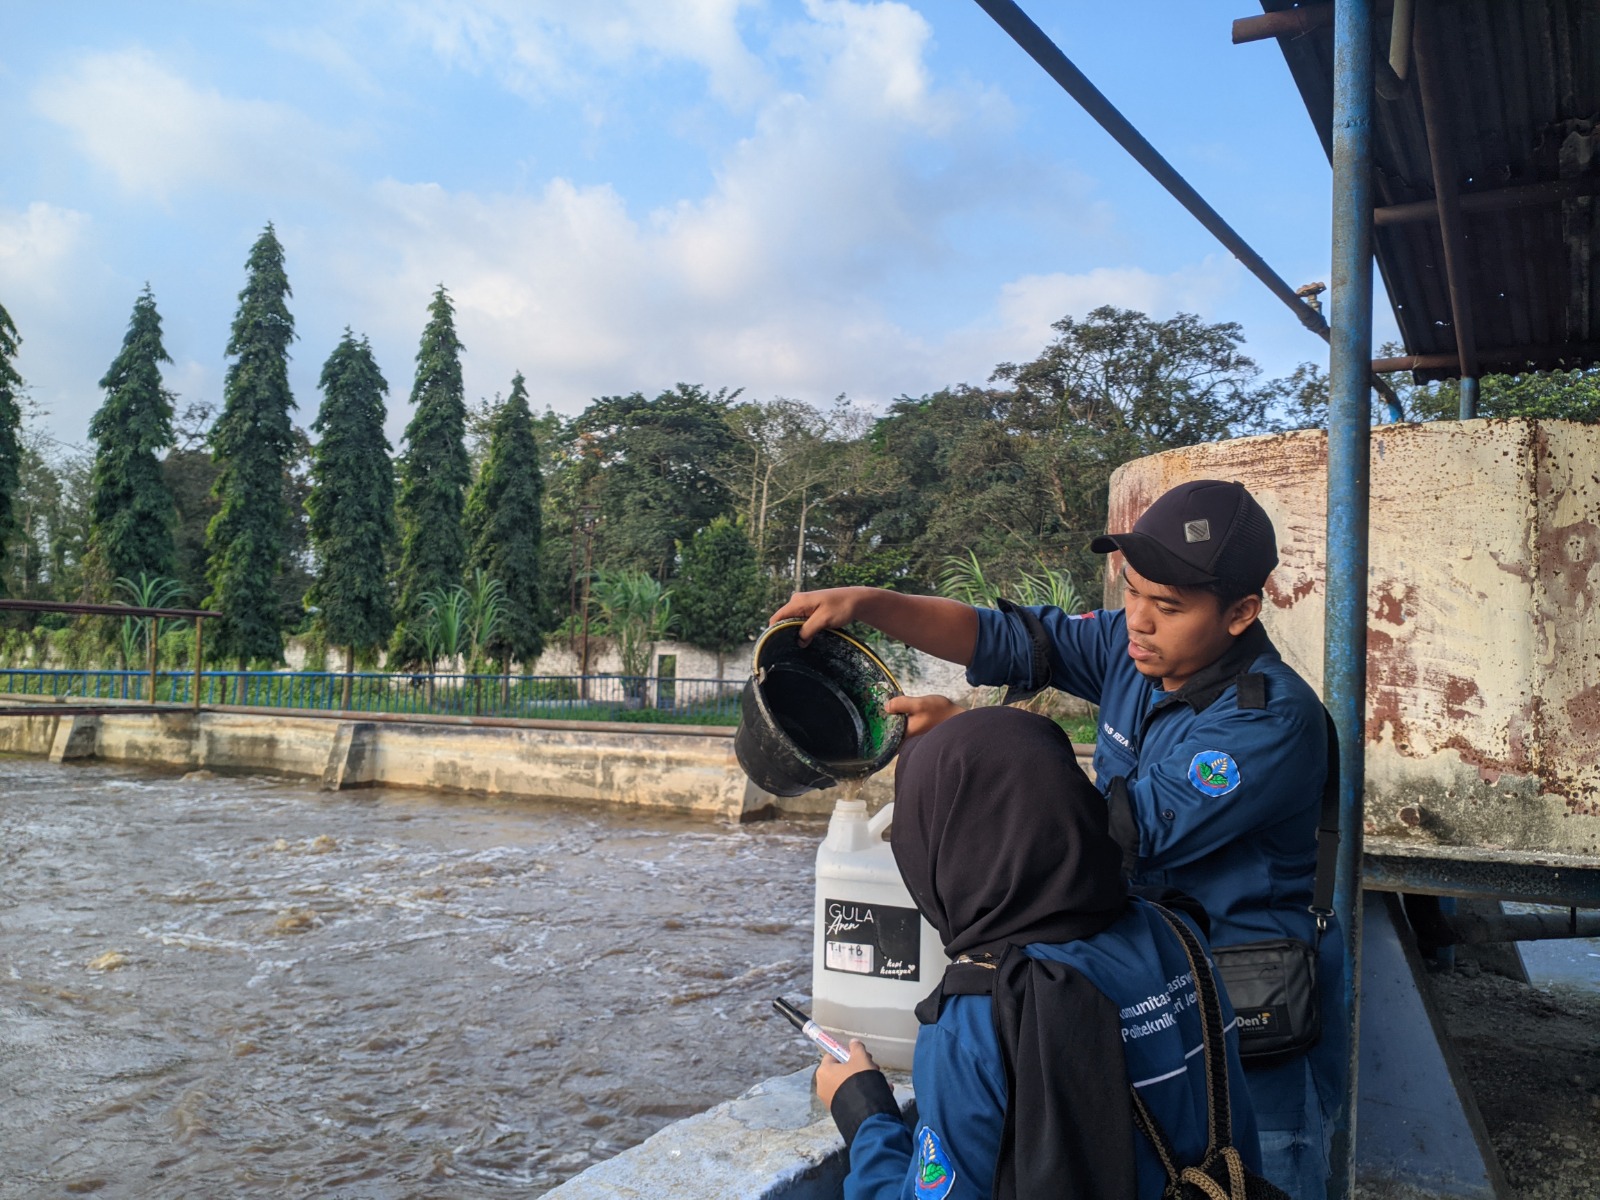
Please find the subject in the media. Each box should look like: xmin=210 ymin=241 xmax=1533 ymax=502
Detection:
xmin=1187 ymin=750 xmax=1241 ymax=796
xmin=913 ymin=1125 xmax=956 ymax=1197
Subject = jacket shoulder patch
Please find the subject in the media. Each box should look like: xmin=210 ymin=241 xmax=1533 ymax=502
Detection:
xmin=1187 ymin=750 xmax=1241 ymax=796
xmin=913 ymin=1124 xmax=956 ymax=1197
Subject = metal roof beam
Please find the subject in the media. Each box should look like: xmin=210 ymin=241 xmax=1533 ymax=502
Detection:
xmin=1375 ymin=175 xmax=1600 ymax=225
xmin=1374 ymin=341 xmax=1600 ymax=373
xmin=1412 ymin=1 xmax=1481 ymax=404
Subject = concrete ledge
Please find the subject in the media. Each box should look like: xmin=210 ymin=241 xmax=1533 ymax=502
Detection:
xmin=0 ymin=705 xmax=786 ymax=821
xmin=544 ymin=1067 xmax=912 ymax=1200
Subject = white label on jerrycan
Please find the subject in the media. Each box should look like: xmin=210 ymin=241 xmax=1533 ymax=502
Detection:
xmin=812 ymin=797 xmax=946 ymax=1071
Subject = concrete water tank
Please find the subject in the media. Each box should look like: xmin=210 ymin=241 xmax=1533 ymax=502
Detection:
xmin=1103 ymin=418 xmax=1600 ymax=857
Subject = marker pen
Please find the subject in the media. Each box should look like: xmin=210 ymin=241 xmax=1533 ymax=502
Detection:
xmin=772 ymin=997 xmax=851 ymax=1063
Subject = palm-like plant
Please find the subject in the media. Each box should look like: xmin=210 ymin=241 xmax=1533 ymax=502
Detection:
xmin=418 ymin=586 xmax=469 ymax=672
xmin=591 ymin=569 xmax=679 ymax=700
xmin=114 ymin=573 xmax=186 ymax=685
xmin=463 ymin=569 xmax=507 ymax=672
xmin=938 ymin=553 xmax=1082 ymax=613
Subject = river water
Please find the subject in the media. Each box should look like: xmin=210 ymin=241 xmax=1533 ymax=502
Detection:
xmin=0 ymin=757 xmax=822 ymax=1198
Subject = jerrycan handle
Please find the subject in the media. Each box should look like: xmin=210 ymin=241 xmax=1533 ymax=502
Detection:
xmin=867 ymin=801 xmax=894 ymax=840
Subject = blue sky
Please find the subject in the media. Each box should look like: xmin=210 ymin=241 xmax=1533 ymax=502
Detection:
xmin=1 ymin=1 xmax=1398 ymax=453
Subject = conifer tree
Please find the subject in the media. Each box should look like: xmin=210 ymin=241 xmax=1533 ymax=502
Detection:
xmin=675 ymin=517 xmax=764 ymax=679
xmin=87 ymin=286 xmax=177 ymax=591
xmin=307 ymin=331 xmax=395 ymax=689
xmin=392 ymin=285 xmax=469 ymax=664
xmin=0 ymin=301 xmax=23 ymax=596
xmin=207 ymin=224 xmax=297 ymax=667
xmin=465 ymin=371 xmax=544 ymax=669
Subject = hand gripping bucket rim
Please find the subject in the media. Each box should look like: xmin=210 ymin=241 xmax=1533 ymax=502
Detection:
xmin=736 ymin=619 xmax=907 ymax=797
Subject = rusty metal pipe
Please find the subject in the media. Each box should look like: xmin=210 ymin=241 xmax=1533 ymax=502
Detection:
xmin=1233 ymin=7 xmax=1335 ymax=44
xmin=0 ymin=598 xmax=219 ymax=621
xmin=1375 ymin=175 xmax=1600 ymax=225
xmin=1443 ymin=908 xmax=1600 ymax=945
xmin=1412 ymin=2 xmax=1480 ymax=385
xmin=1327 ymin=1 xmax=1377 ymax=1191
xmin=1388 ymin=0 xmax=1414 ymax=80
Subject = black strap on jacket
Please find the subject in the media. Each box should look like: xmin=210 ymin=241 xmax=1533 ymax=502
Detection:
xmin=996 ymin=599 xmax=1054 ymax=705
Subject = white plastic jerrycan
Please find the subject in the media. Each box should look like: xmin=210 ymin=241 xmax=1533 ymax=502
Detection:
xmin=811 ymin=797 xmax=947 ymax=1071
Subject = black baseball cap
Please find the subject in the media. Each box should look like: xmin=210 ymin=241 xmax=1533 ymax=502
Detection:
xmin=1091 ymin=479 xmax=1278 ymax=597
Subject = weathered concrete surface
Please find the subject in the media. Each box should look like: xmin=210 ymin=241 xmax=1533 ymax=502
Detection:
xmin=544 ymin=1066 xmax=912 ymax=1200
xmin=47 ymin=714 xmax=99 ymax=762
xmin=1106 ymin=419 xmax=1600 ymax=856
xmin=0 ymin=705 xmax=796 ymax=821
xmin=0 ymin=712 xmax=59 ymax=757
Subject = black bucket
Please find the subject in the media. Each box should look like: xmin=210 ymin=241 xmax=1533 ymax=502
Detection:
xmin=736 ymin=620 xmax=907 ymax=798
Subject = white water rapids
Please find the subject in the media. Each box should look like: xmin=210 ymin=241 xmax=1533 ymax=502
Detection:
xmin=0 ymin=757 xmax=821 ymax=1197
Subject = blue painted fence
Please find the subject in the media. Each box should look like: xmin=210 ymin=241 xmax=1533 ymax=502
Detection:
xmin=0 ymin=668 xmax=743 ymax=723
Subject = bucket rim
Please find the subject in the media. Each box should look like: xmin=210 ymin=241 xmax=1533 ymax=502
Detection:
xmin=752 ymin=619 xmax=905 ymax=695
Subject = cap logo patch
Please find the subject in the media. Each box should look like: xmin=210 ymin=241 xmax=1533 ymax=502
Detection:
xmin=1188 ymin=750 xmax=1241 ymax=796
xmin=1184 ymin=519 xmax=1211 ymax=543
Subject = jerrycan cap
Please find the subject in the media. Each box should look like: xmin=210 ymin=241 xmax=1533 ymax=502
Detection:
xmin=735 ymin=620 xmax=906 ymax=798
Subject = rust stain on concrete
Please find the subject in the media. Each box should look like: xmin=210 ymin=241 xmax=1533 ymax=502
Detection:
xmin=1105 ymin=418 xmax=1600 ymax=856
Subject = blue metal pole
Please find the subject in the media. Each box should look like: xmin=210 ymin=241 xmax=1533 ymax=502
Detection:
xmin=1459 ymin=375 xmax=1479 ymax=419
xmin=1328 ymin=1 xmax=1375 ymax=1196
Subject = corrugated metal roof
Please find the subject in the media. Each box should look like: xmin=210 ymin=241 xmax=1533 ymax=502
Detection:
xmin=1259 ymin=0 xmax=1600 ymax=381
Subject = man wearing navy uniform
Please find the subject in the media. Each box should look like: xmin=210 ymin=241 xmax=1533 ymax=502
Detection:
xmin=772 ymin=479 xmax=1340 ymax=1199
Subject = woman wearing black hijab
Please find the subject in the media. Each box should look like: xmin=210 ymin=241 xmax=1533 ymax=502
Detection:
xmin=815 ymin=705 xmax=1263 ymax=1200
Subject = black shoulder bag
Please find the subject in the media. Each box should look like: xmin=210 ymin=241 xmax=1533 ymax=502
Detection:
xmin=1133 ymin=905 xmax=1293 ymax=1200
xmin=1208 ymin=706 xmax=1340 ymax=1063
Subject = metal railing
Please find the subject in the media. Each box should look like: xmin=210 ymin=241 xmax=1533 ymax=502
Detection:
xmin=0 ymin=669 xmax=744 ymax=724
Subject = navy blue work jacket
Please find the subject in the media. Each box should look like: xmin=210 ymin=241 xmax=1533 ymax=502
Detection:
xmin=842 ymin=900 xmax=1262 ymax=1200
xmin=967 ymin=606 xmax=1329 ymax=951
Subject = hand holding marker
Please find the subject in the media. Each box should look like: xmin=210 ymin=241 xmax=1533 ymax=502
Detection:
xmin=773 ymin=997 xmax=851 ymax=1063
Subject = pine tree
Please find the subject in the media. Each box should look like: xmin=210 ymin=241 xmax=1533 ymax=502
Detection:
xmin=465 ymin=371 xmax=544 ymax=668
xmin=87 ymin=286 xmax=177 ymax=591
xmin=207 ymin=224 xmax=297 ymax=667
xmin=392 ymin=285 xmax=469 ymax=664
xmin=675 ymin=517 xmax=764 ymax=679
xmin=307 ymin=331 xmax=395 ymax=689
xmin=0 ymin=301 xmax=23 ymax=597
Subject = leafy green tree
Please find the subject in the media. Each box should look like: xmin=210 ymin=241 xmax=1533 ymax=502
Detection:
xmin=0 ymin=301 xmax=22 ymax=597
xmin=162 ymin=403 xmax=220 ymax=608
xmin=207 ymin=224 xmax=298 ymax=669
xmin=306 ymin=332 xmax=395 ymax=687
xmin=393 ymin=285 xmax=470 ymax=664
xmin=465 ymin=372 xmax=544 ymax=668
xmin=86 ymin=287 xmax=177 ymax=593
xmin=674 ymin=517 xmax=764 ymax=679
xmin=575 ymin=384 xmax=736 ymax=579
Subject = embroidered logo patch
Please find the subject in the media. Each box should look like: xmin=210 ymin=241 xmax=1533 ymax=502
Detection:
xmin=1184 ymin=518 xmax=1211 ymax=543
xmin=913 ymin=1125 xmax=956 ymax=1197
xmin=1188 ymin=750 xmax=1241 ymax=796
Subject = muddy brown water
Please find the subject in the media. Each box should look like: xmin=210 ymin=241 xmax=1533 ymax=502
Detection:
xmin=0 ymin=757 xmax=822 ymax=1198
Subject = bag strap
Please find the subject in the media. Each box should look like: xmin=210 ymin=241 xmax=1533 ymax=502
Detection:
xmin=1128 ymin=903 xmax=1236 ymax=1189
xmin=1236 ymin=676 xmax=1340 ymax=948
xmin=1311 ymin=707 xmax=1341 ymax=944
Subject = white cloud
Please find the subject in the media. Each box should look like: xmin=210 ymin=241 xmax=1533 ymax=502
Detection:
xmin=301 ymin=0 xmax=1037 ymax=422
xmin=0 ymin=203 xmax=92 ymax=307
xmin=994 ymin=258 xmax=1246 ymax=339
xmin=31 ymin=49 xmax=343 ymax=201
xmin=393 ymin=0 xmax=772 ymax=108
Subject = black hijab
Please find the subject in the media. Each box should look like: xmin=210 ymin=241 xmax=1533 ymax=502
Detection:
xmin=891 ymin=705 xmax=1126 ymax=957
xmin=891 ymin=705 xmax=1137 ymax=1200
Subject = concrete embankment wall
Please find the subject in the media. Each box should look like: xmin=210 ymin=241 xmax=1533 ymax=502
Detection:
xmin=0 ymin=702 xmax=895 ymax=820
